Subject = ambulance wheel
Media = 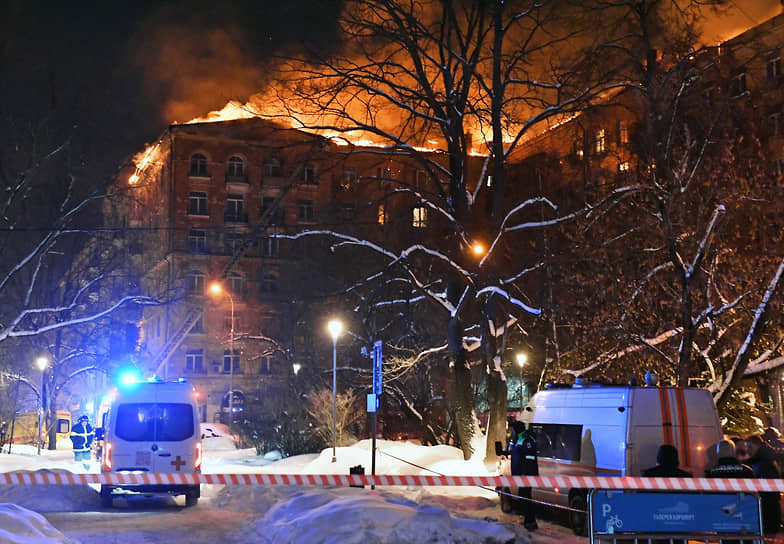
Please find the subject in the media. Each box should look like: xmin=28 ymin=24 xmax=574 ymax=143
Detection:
xmin=499 ymin=487 xmax=514 ymax=513
xmin=568 ymin=492 xmax=588 ymax=536
xmin=184 ymin=490 xmax=199 ymax=507
xmin=100 ymin=486 xmax=113 ymax=508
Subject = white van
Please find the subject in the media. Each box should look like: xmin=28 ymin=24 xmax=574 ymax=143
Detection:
xmin=100 ymin=379 xmax=202 ymax=507
xmin=499 ymin=380 xmax=723 ymax=533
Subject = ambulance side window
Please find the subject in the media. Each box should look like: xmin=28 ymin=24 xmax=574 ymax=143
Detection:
xmin=530 ymin=423 xmax=582 ymax=461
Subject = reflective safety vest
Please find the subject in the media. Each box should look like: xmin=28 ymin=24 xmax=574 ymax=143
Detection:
xmin=70 ymin=422 xmax=94 ymax=453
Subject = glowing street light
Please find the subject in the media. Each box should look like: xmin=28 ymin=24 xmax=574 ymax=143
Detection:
xmin=36 ymin=357 xmax=48 ymax=455
xmin=516 ymin=353 xmax=527 ymax=412
xmin=327 ymin=319 xmax=343 ymax=462
xmin=209 ymin=282 xmax=235 ymax=424
xmin=471 ymin=241 xmax=486 ymax=256
xmin=292 ymin=363 xmax=301 ymax=375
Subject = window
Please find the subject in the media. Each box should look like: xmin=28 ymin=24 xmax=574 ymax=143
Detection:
xmin=228 ymin=273 xmax=244 ymax=295
xmin=416 ymin=170 xmax=427 ymax=186
xmin=298 ymin=200 xmax=314 ymax=221
xmin=186 ymin=271 xmax=205 ymax=294
xmin=260 ymin=356 xmax=272 ymax=375
xmin=771 ymin=112 xmax=781 ymax=137
xmin=594 ymin=128 xmax=606 ymax=154
xmin=302 ymin=165 xmax=317 ymax=185
xmin=225 ymin=194 xmax=245 ymax=222
xmin=263 ymin=157 xmax=281 ymax=177
xmin=191 ymin=315 xmax=204 ymax=334
xmin=186 ymin=349 xmax=204 ymax=373
xmin=340 ymin=203 xmax=355 ymax=222
xmin=618 ymin=161 xmax=630 ymax=173
xmin=573 ymin=139 xmax=584 ymax=160
xmin=730 ymin=72 xmax=747 ymax=96
xmin=261 ymin=273 xmax=278 ymax=293
xmin=618 ymin=121 xmax=629 ymax=145
xmin=189 ymin=153 xmax=208 ymax=177
xmin=412 ymin=206 xmax=427 ymax=228
xmin=261 ymin=236 xmax=279 ymax=257
xmin=262 ymin=196 xmax=285 ymax=224
xmin=342 ymin=166 xmax=357 ymax=187
xmin=529 ymin=423 xmax=582 ymax=461
xmin=377 ymin=204 xmax=387 ymax=225
xmin=223 ymin=313 xmax=240 ymax=332
xmin=225 ymin=232 xmax=243 ymax=255
xmin=223 ymin=349 xmax=240 ymax=374
xmin=767 ymin=57 xmax=781 ymax=82
xmin=227 ymin=156 xmax=245 ymax=178
xmin=115 ymin=403 xmax=195 ymax=442
xmin=188 ymin=229 xmax=207 ymax=253
xmin=377 ymin=166 xmax=393 ymax=180
xmin=188 ymin=191 xmax=208 ymax=216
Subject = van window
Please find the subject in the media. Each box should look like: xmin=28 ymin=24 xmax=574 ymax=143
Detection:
xmin=57 ymin=419 xmax=70 ymax=433
xmin=530 ymin=423 xmax=582 ymax=461
xmin=115 ymin=403 xmax=194 ymax=442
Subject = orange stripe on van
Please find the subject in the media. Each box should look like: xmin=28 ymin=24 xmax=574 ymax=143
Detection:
xmin=675 ymin=388 xmax=691 ymax=467
xmin=658 ymin=388 xmax=673 ymax=445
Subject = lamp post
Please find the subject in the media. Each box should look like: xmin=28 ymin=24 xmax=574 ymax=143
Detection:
xmin=209 ymin=282 xmax=235 ymax=425
xmin=327 ymin=319 xmax=343 ymax=463
xmin=516 ymin=353 xmax=527 ymax=413
xmin=36 ymin=357 xmax=48 ymax=455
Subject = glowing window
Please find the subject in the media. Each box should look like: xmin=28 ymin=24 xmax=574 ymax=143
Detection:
xmin=412 ymin=206 xmax=427 ymax=228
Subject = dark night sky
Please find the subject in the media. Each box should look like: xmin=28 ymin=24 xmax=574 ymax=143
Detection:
xmin=0 ymin=0 xmax=343 ymax=176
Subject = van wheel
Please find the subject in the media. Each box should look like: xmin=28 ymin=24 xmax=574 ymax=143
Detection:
xmin=184 ymin=488 xmax=199 ymax=507
xmin=100 ymin=486 xmax=113 ymax=508
xmin=498 ymin=487 xmax=514 ymax=513
xmin=568 ymin=493 xmax=588 ymax=536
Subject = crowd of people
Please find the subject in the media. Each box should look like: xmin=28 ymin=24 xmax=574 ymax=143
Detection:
xmin=643 ymin=427 xmax=784 ymax=536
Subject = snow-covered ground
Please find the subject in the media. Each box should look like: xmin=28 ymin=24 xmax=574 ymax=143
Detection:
xmin=0 ymin=428 xmax=579 ymax=543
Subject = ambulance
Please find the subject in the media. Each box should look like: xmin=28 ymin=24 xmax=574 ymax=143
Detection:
xmin=100 ymin=379 xmax=202 ymax=507
xmin=498 ymin=375 xmax=723 ymax=534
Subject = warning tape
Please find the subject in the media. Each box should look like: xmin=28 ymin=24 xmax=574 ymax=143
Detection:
xmin=2 ymin=473 xmax=784 ymax=490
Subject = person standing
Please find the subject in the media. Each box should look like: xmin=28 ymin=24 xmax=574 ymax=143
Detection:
xmin=510 ymin=421 xmax=538 ymax=531
xmin=70 ymin=415 xmax=94 ymax=471
xmin=705 ymin=440 xmax=754 ymax=478
xmin=642 ymin=444 xmax=693 ymax=477
xmin=746 ymin=435 xmax=781 ymax=535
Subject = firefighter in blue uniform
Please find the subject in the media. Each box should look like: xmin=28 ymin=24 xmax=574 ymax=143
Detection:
xmin=510 ymin=420 xmax=538 ymax=531
xmin=70 ymin=415 xmax=94 ymax=470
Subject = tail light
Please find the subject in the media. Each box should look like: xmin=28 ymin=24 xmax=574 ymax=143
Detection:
xmin=103 ymin=442 xmax=113 ymax=471
xmin=195 ymin=441 xmax=203 ymax=471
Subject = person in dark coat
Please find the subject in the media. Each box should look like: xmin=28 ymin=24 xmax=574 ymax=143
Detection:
xmin=746 ymin=435 xmax=781 ymax=535
xmin=510 ymin=421 xmax=538 ymax=531
xmin=642 ymin=444 xmax=692 ymax=477
xmin=705 ymin=440 xmax=755 ymax=478
xmin=70 ymin=415 xmax=94 ymax=471
xmin=762 ymin=427 xmax=784 ymax=476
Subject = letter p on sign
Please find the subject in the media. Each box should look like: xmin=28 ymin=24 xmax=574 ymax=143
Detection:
xmin=603 ymin=504 xmax=612 ymax=517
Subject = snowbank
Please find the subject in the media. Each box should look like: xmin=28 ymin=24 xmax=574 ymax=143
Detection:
xmin=0 ymin=503 xmax=77 ymax=544
xmin=0 ymin=470 xmax=100 ymax=513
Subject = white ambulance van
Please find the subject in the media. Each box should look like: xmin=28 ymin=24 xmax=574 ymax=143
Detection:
xmin=499 ymin=378 xmax=723 ymax=533
xmin=100 ymin=379 xmax=202 ymax=507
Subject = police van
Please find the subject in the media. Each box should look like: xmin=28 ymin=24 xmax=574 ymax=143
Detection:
xmin=498 ymin=376 xmax=723 ymax=533
xmin=100 ymin=379 xmax=202 ymax=507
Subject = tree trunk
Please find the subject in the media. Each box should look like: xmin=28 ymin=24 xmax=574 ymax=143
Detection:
xmin=448 ymin=313 xmax=474 ymax=459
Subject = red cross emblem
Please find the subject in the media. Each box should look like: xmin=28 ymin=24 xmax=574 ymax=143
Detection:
xmin=171 ymin=455 xmax=186 ymax=471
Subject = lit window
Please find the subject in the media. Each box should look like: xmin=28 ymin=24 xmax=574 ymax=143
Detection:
xmin=188 ymin=229 xmax=207 ymax=253
xmin=225 ymin=194 xmax=245 ymax=222
xmin=263 ymin=157 xmax=281 ymax=177
xmin=573 ymin=139 xmax=584 ymax=160
xmin=188 ymin=191 xmax=208 ymax=216
xmin=730 ymin=72 xmax=747 ymax=96
xmin=227 ymin=156 xmax=244 ymax=178
xmin=186 ymin=349 xmax=204 ymax=373
xmin=412 ymin=206 xmax=427 ymax=228
xmin=618 ymin=161 xmax=630 ymax=173
xmin=767 ymin=57 xmax=781 ymax=82
xmin=618 ymin=122 xmax=629 ymax=145
xmin=297 ymin=200 xmax=314 ymax=221
xmin=594 ymin=129 xmax=606 ymax=154
xmin=189 ymin=153 xmax=208 ymax=177
xmin=223 ymin=349 xmax=240 ymax=374
xmin=377 ymin=204 xmax=387 ymax=225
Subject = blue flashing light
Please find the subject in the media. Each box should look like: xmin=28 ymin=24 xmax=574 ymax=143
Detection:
xmin=118 ymin=369 xmax=141 ymax=387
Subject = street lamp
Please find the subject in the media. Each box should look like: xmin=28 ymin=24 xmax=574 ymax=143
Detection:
xmin=327 ymin=319 xmax=343 ymax=463
xmin=36 ymin=357 xmax=48 ymax=455
xmin=516 ymin=353 xmax=527 ymax=413
xmin=209 ymin=282 xmax=235 ymax=425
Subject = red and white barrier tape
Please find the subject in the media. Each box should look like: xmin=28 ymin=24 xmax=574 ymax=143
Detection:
xmin=2 ymin=473 xmax=784 ymax=491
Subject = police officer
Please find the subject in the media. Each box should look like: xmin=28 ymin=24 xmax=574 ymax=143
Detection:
xmin=70 ymin=415 xmax=94 ymax=470
xmin=510 ymin=421 xmax=538 ymax=531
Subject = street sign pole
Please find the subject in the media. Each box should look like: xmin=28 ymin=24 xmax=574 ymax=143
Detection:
xmin=370 ymin=341 xmax=383 ymax=489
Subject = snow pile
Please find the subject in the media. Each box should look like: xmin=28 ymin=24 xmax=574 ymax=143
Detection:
xmin=214 ymin=486 xmax=522 ymax=544
xmin=0 ymin=503 xmax=77 ymax=544
xmin=0 ymin=470 xmax=99 ymax=512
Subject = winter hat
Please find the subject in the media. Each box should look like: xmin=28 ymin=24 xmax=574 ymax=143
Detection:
xmin=78 ymin=415 xmax=89 ymax=422
xmin=716 ymin=440 xmax=736 ymax=459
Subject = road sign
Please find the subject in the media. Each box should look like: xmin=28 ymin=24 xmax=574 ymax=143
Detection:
xmin=367 ymin=393 xmax=378 ymax=413
xmin=372 ymin=340 xmax=383 ymax=395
